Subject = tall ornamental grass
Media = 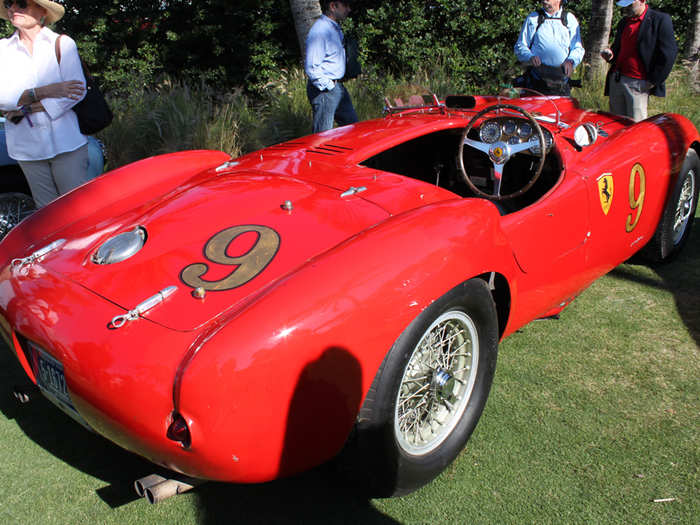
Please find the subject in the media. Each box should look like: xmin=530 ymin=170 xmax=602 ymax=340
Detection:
xmin=99 ymin=80 xmax=262 ymax=169
xmin=98 ymin=65 xmax=699 ymax=170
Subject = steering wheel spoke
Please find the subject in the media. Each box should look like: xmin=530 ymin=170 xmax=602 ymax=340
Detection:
xmin=492 ymin=164 xmax=504 ymax=198
xmin=509 ymin=140 xmax=537 ymax=155
xmin=457 ymin=104 xmax=547 ymax=201
xmin=463 ymin=137 xmax=492 ymax=155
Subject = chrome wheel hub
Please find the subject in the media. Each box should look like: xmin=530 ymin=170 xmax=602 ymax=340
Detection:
xmin=672 ymin=170 xmax=696 ymax=245
xmin=395 ymin=310 xmax=479 ymax=455
xmin=0 ymin=194 xmax=35 ymax=241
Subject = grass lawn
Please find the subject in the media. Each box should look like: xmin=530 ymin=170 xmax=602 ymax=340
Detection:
xmin=0 ymin=236 xmax=698 ymax=523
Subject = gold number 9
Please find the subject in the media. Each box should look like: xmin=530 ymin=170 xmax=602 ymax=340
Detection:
xmin=625 ymin=163 xmax=646 ymax=233
xmin=181 ymin=225 xmax=281 ymax=291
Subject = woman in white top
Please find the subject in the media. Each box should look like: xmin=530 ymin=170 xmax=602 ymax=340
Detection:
xmin=0 ymin=0 xmax=89 ymax=208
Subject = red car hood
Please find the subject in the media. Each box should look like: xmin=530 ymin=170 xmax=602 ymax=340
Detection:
xmin=45 ymin=172 xmax=390 ymax=331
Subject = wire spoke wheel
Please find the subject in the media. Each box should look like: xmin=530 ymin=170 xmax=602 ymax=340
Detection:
xmin=672 ymin=169 xmax=696 ymax=245
xmin=0 ymin=192 xmax=35 ymax=241
xmin=394 ymin=310 xmax=479 ymax=455
xmin=344 ymin=279 xmax=497 ymax=496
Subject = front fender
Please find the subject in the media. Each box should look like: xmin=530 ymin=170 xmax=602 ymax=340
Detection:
xmin=174 ymin=198 xmax=519 ymax=482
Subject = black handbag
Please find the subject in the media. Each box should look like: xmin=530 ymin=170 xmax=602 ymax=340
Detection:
xmin=55 ymin=35 xmax=113 ymax=135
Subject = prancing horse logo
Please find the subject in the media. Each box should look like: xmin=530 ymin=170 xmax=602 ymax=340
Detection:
xmin=597 ymin=173 xmax=614 ymax=215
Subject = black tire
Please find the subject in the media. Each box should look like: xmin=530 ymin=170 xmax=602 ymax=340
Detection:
xmin=341 ymin=278 xmax=499 ymax=497
xmin=0 ymin=192 xmax=35 ymax=241
xmin=640 ymin=149 xmax=699 ymax=263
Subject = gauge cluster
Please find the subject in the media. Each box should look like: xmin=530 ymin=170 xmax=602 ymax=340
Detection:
xmin=478 ymin=118 xmax=553 ymax=154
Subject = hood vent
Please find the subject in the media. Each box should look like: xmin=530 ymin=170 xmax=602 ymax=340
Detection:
xmin=306 ymin=143 xmax=354 ymax=157
xmin=259 ymin=141 xmax=306 ymax=155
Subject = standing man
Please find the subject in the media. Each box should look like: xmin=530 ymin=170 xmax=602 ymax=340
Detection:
xmin=305 ymin=0 xmax=358 ymax=133
xmin=514 ymin=0 xmax=585 ymax=95
xmin=601 ymin=0 xmax=678 ymax=122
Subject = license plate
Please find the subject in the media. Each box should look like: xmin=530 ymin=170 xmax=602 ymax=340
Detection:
xmin=29 ymin=342 xmax=92 ymax=430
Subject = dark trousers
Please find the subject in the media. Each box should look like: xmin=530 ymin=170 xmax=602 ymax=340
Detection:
xmin=306 ymin=80 xmax=358 ymax=133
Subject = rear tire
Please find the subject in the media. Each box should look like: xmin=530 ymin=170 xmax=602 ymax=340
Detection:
xmin=0 ymin=192 xmax=35 ymax=241
xmin=341 ymin=279 xmax=499 ymax=497
xmin=640 ymin=149 xmax=699 ymax=263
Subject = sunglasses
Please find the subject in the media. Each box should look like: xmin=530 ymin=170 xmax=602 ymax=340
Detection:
xmin=3 ymin=0 xmax=28 ymax=9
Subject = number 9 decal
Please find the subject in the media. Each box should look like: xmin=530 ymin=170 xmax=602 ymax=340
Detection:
xmin=181 ymin=225 xmax=281 ymax=291
xmin=625 ymin=163 xmax=646 ymax=233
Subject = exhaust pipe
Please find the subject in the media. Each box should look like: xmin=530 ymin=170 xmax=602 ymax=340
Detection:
xmin=13 ymin=384 xmax=38 ymax=404
xmin=134 ymin=474 xmax=203 ymax=504
xmin=134 ymin=474 xmax=167 ymax=498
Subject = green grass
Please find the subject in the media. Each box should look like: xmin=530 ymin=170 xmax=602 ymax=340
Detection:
xmin=1 ymin=226 xmax=698 ymax=524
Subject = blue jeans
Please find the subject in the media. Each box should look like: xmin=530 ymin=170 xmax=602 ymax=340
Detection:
xmin=307 ymin=80 xmax=358 ymax=133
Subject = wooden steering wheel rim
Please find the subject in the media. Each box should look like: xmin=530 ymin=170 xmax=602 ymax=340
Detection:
xmin=457 ymin=104 xmax=547 ymax=201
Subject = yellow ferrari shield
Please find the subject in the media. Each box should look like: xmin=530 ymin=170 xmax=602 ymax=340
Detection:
xmin=597 ymin=174 xmax=614 ymax=215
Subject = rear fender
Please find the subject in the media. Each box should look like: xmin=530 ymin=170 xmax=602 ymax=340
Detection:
xmin=174 ymin=198 xmax=519 ymax=482
xmin=651 ymin=115 xmax=700 ymax=211
xmin=0 ymin=150 xmax=231 ymax=266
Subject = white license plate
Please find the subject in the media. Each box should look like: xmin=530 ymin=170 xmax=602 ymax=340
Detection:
xmin=29 ymin=342 xmax=92 ymax=430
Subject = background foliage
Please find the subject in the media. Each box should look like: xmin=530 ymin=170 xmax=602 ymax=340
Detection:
xmin=0 ymin=0 xmax=693 ymax=95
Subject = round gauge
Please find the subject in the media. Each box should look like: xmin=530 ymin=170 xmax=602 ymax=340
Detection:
xmin=508 ymin=135 xmax=521 ymax=145
xmin=529 ymin=129 xmax=553 ymax=154
xmin=517 ymin=122 xmax=533 ymax=138
xmin=503 ymin=120 xmax=518 ymax=135
xmin=479 ymin=120 xmax=501 ymax=143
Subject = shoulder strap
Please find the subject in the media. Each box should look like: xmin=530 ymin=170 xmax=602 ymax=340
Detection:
xmin=535 ymin=8 xmax=546 ymax=32
xmin=530 ymin=8 xmax=569 ymax=48
xmin=54 ymin=34 xmax=90 ymax=76
xmin=54 ymin=34 xmax=62 ymax=64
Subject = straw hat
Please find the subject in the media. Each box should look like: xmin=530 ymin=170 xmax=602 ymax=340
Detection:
xmin=0 ymin=0 xmax=66 ymax=25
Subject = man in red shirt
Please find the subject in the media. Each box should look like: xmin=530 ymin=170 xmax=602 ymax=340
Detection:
xmin=601 ymin=0 xmax=677 ymax=121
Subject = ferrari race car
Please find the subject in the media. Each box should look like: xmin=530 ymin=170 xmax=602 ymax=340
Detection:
xmin=0 ymin=92 xmax=698 ymax=501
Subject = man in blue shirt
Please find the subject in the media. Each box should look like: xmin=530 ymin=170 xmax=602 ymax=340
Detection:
xmin=305 ymin=0 xmax=358 ymax=133
xmin=514 ymin=0 xmax=585 ymax=95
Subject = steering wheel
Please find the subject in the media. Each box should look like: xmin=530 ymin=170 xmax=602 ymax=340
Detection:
xmin=457 ymin=104 xmax=546 ymax=200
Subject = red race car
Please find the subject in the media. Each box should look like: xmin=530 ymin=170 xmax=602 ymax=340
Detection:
xmin=0 ymin=92 xmax=698 ymax=501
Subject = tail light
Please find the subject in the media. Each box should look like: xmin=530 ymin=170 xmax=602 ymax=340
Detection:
xmin=166 ymin=413 xmax=191 ymax=448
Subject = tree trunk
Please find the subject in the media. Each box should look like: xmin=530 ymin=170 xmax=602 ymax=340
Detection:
xmin=686 ymin=0 xmax=700 ymax=61
xmin=686 ymin=0 xmax=700 ymax=91
xmin=584 ymin=0 xmax=615 ymax=80
xmin=289 ymin=0 xmax=322 ymax=59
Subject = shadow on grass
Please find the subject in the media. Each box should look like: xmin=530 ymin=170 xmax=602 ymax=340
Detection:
xmin=610 ymin=223 xmax=700 ymax=345
xmin=194 ymin=474 xmax=399 ymax=525
xmin=192 ymin=345 xmax=399 ymax=525
xmin=0 ymin=345 xmax=397 ymax=523
xmin=0 ymin=349 xmax=156 ymax=508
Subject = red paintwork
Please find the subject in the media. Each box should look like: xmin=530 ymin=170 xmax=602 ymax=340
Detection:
xmin=0 ymin=95 xmax=698 ymax=483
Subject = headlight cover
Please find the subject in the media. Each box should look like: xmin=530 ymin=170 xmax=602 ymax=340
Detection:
xmin=93 ymin=226 xmax=147 ymax=265
xmin=574 ymin=122 xmax=598 ymax=148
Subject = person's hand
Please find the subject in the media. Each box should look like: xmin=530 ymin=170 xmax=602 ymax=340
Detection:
xmin=42 ymin=80 xmax=85 ymax=100
xmin=562 ymin=59 xmax=574 ymax=77
xmin=4 ymin=109 xmax=23 ymax=122
xmin=600 ymin=48 xmax=613 ymax=62
xmin=530 ymin=56 xmax=542 ymax=67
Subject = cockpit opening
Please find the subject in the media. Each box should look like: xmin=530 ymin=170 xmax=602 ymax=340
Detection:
xmin=359 ymin=125 xmax=562 ymax=214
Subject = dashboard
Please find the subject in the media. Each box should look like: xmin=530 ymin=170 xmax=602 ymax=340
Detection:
xmin=478 ymin=117 xmax=553 ymax=155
